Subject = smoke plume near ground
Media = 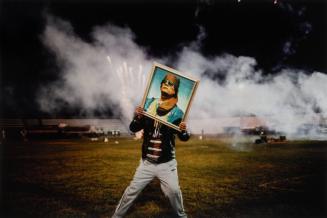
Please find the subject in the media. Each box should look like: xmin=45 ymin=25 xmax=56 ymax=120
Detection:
xmin=38 ymin=15 xmax=327 ymax=139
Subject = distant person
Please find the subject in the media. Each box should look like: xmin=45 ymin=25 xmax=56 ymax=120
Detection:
xmin=20 ymin=129 xmax=28 ymax=142
xmin=1 ymin=129 xmax=6 ymax=140
xmin=112 ymin=105 xmax=190 ymax=218
xmin=0 ymin=129 xmax=5 ymax=144
xmin=144 ymin=73 xmax=184 ymax=125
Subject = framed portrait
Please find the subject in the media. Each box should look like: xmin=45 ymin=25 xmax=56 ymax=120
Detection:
xmin=141 ymin=62 xmax=199 ymax=131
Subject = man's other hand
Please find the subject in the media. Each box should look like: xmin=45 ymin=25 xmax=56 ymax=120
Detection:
xmin=179 ymin=122 xmax=187 ymax=131
xmin=135 ymin=106 xmax=144 ymax=119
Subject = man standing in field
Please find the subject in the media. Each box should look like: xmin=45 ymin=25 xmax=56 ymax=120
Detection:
xmin=112 ymin=106 xmax=190 ymax=218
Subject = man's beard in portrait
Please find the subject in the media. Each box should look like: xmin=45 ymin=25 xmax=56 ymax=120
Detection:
xmin=158 ymin=90 xmax=178 ymax=116
xmin=161 ymin=90 xmax=175 ymax=99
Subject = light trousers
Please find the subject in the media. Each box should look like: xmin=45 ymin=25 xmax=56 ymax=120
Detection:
xmin=112 ymin=159 xmax=187 ymax=218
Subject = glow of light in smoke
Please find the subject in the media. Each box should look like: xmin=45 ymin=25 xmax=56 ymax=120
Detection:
xmin=106 ymin=55 xmax=112 ymax=65
xmin=39 ymin=15 xmax=327 ymax=139
xmin=107 ymin=57 xmax=147 ymax=121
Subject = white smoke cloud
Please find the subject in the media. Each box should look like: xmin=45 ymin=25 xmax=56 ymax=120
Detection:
xmin=39 ymin=15 xmax=153 ymax=122
xmin=38 ymin=15 xmax=327 ymax=139
xmin=177 ymin=47 xmax=327 ymax=137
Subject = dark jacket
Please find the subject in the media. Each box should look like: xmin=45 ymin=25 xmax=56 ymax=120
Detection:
xmin=130 ymin=115 xmax=190 ymax=163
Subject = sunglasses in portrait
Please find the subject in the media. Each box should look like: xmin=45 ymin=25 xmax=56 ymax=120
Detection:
xmin=163 ymin=79 xmax=175 ymax=87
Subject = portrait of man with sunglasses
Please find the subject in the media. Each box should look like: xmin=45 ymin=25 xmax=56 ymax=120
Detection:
xmin=144 ymin=73 xmax=184 ymax=125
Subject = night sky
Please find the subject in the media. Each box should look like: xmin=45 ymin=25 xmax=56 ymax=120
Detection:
xmin=1 ymin=0 xmax=326 ymax=118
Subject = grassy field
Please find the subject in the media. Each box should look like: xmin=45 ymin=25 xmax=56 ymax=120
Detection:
xmin=1 ymin=137 xmax=327 ymax=218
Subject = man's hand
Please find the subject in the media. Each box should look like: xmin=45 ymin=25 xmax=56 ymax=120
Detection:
xmin=179 ymin=122 xmax=187 ymax=132
xmin=135 ymin=106 xmax=144 ymax=119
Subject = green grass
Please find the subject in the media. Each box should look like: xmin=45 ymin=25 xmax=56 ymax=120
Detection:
xmin=1 ymin=137 xmax=327 ymax=218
